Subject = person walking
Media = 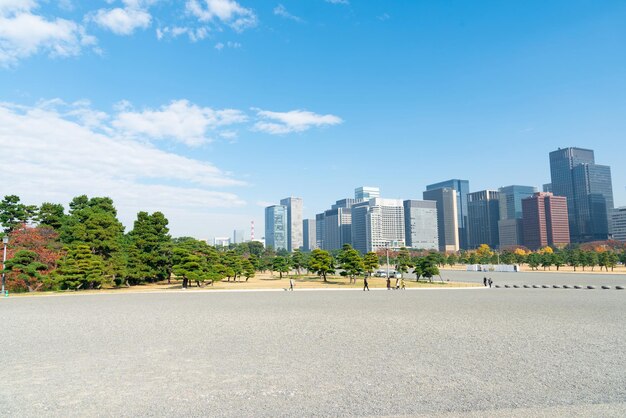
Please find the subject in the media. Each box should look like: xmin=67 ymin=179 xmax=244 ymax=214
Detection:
xmin=395 ymin=277 xmax=400 ymax=290
xmin=363 ymin=277 xmax=370 ymax=291
xmin=483 ymin=277 xmax=487 ymax=287
xmin=386 ymin=277 xmax=391 ymax=290
xmin=400 ymin=278 xmax=406 ymax=290
xmin=488 ymin=278 xmax=493 ymax=288
xmin=289 ymin=278 xmax=295 ymax=291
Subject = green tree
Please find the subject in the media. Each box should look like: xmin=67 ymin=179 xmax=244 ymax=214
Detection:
xmin=540 ymin=252 xmax=554 ymax=270
xmin=446 ymin=253 xmax=458 ymax=267
xmin=363 ymin=252 xmax=379 ymax=277
xmin=0 ymin=195 xmax=37 ymax=233
xmin=395 ymin=247 xmax=413 ymax=274
xmin=566 ymin=249 xmax=581 ymax=271
xmin=51 ymin=244 xmax=108 ymax=290
xmin=553 ymin=252 xmax=565 ymax=271
xmin=126 ymin=211 xmax=171 ymax=284
xmin=338 ymin=245 xmax=364 ymax=284
xmin=2 ymin=250 xmax=48 ymax=292
xmin=271 ymin=256 xmax=290 ymax=279
xmin=242 ymin=258 xmax=256 ymax=281
xmin=37 ymin=203 xmax=66 ymax=230
xmin=308 ymin=249 xmax=334 ymax=282
xmin=291 ymin=249 xmax=307 ymax=275
xmin=527 ymin=253 xmax=541 ymax=270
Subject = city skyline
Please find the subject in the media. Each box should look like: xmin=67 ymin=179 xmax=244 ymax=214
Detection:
xmin=1 ymin=1 xmax=626 ymax=239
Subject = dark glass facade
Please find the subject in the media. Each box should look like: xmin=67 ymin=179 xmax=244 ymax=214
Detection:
xmin=549 ymin=147 xmax=614 ymax=242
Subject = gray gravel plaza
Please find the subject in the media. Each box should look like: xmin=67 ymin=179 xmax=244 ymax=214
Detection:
xmin=1 ymin=272 xmax=625 ymax=417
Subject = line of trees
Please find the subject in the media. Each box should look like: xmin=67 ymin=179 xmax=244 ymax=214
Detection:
xmin=2 ymin=195 xmax=623 ymax=292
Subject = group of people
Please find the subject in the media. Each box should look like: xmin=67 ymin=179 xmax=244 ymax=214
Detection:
xmin=362 ymin=276 xmax=405 ymax=291
xmin=483 ymin=277 xmax=493 ymax=288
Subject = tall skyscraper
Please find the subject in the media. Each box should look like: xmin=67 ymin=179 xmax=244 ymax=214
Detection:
xmin=572 ymin=163 xmax=614 ymax=240
xmin=403 ymin=200 xmax=438 ymax=250
xmin=549 ymin=147 xmax=614 ymax=242
xmin=611 ymin=207 xmax=626 ymax=242
xmin=351 ymin=198 xmax=405 ymax=253
xmin=467 ymin=190 xmax=500 ymax=249
xmin=321 ymin=207 xmax=352 ymax=250
xmin=497 ymin=185 xmax=537 ymax=248
xmin=354 ymin=186 xmax=380 ymax=200
xmin=422 ymin=187 xmax=459 ymax=252
xmin=265 ymin=205 xmax=288 ymax=251
xmin=522 ymin=192 xmax=570 ymax=250
xmin=280 ymin=197 xmax=303 ymax=252
xmin=315 ymin=212 xmax=325 ymax=250
xmin=302 ymin=219 xmax=317 ymax=251
xmin=426 ymin=179 xmax=470 ymax=249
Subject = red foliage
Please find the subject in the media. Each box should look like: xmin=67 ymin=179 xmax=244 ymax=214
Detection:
xmin=3 ymin=224 xmax=63 ymax=291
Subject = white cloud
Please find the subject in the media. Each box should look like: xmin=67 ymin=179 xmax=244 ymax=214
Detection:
xmin=253 ymin=109 xmax=343 ymax=135
xmin=0 ymin=2 xmax=95 ymax=66
xmin=92 ymin=7 xmax=152 ymax=35
xmin=273 ymin=4 xmax=302 ymax=23
xmin=186 ymin=0 xmax=257 ymax=32
xmin=0 ymin=100 xmax=246 ymax=237
xmin=112 ymin=100 xmax=248 ymax=146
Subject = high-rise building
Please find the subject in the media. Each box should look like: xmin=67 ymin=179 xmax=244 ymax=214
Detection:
xmin=354 ymin=186 xmax=380 ymax=200
xmin=351 ymin=198 xmax=405 ymax=253
xmin=522 ymin=192 xmax=570 ymax=250
xmin=543 ymin=183 xmax=552 ymax=193
xmin=497 ymin=185 xmax=537 ymax=248
xmin=233 ymin=229 xmax=246 ymax=244
xmin=467 ymin=190 xmax=500 ymax=249
xmin=572 ymin=164 xmax=614 ymax=241
xmin=280 ymin=197 xmax=303 ymax=252
xmin=315 ymin=212 xmax=325 ymax=250
xmin=265 ymin=205 xmax=288 ymax=251
xmin=403 ymin=200 xmax=438 ymax=250
xmin=549 ymin=147 xmax=614 ymax=242
xmin=322 ymin=207 xmax=352 ymax=251
xmin=302 ymin=219 xmax=317 ymax=251
xmin=423 ymin=187 xmax=459 ymax=252
xmin=425 ymin=179 xmax=470 ymax=249
xmin=611 ymin=207 xmax=626 ymax=242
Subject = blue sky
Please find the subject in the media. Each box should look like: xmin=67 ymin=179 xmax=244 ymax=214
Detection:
xmin=1 ymin=0 xmax=625 ymax=239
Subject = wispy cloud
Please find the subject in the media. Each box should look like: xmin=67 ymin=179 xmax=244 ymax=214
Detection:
xmin=0 ymin=1 xmax=95 ymax=66
xmin=253 ymin=109 xmax=343 ymax=135
xmin=112 ymin=100 xmax=248 ymax=146
xmin=273 ymin=4 xmax=303 ymax=23
xmin=0 ymin=100 xmax=246 ymax=235
xmin=91 ymin=6 xmax=152 ymax=35
xmin=186 ymin=0 xmax=257 ymax=32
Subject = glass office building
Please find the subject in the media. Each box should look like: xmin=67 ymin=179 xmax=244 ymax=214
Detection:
xmin=265 ymin=205 xmax=288 ymax=251
xmin=426 ymin=179 xmax=469 ymax=249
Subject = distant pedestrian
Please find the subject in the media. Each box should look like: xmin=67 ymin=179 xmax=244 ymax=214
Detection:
xmin=289 ymin=278 xmax=295 ymax=291
xmin=386 ymin=277 xmax=391 ymax=290
xmin=363 ymin=277 xmax=370 ymax=291
xmin=395 ymin=277 xmax=400 ymax=289
xmin=400 ymin=278 xmax=406 ymax=290
xmin=488 ymin=278 xmax=493 ymax=288
xmin=483 ymin=277 xmax=488 ymax=287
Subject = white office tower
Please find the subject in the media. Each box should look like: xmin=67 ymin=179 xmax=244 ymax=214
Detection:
xmin=233 ymin=229 xmax=246 ymax=244
xmin=355 ymin=186 xmax=380 ymax=201
xmin=280 ymin=197 xmax=303 ymax=252
xmin=351 ymin=198 xmax=405 ymax=253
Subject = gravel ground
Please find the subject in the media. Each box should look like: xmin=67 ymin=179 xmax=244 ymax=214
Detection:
xmin=429 ymin=270 xmax=626 ymax=287
xmin=0 ymin=286 xmax=624 ymax=417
